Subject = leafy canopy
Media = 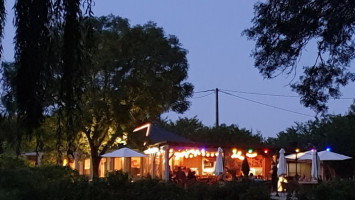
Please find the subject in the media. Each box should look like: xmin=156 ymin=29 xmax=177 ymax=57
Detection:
xmin=244 ymin=0 xmax=355 ymax=112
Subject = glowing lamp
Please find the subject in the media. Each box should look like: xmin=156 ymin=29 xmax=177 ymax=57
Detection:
xmin=248 ymin=149 xmax=253 ymax=153
xmin=326 ymin=147 xmax=331 ymax=152
xmin=63 ymin=159 xmax=68 ymax=166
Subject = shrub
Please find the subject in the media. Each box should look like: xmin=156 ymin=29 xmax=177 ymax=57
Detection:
xmin=0 ymin=166 xmax=271 ymax=200
xmin=298 ymin=180 xmax=355 ymax=200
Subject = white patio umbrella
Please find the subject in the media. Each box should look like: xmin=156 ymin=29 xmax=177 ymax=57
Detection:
xmin=317 ymin=150 xmax=351 ymax=161
xmin=277 ymin=148 xmax=287 ymax=177
xmin=311 ymin=150 xmax=321 ymax=180
xmin=101 ymin=147 xmax=146 ymax=158
xmin=288 ymin=150 xmax=351 ymax=161
xmin=214 ymin=147 xmax=224 ymax=175
xmin=285 ymin=151 xmax=310 ymax=160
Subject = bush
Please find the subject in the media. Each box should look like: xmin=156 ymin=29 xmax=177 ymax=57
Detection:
xmin=298 ymin=180 xmax=355 ymax=200
xmin=0 ymin=166 xmax=271 ymax=200
xmin=0 ymin=165 xmax=86 ymax=200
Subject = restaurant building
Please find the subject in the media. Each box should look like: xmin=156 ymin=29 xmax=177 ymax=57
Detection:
xmin=132 ymin=123 xmax=272 ymax=181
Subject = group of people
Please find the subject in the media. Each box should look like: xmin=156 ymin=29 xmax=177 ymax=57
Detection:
xmin=170 ymin=166 xmax=196 ymax=184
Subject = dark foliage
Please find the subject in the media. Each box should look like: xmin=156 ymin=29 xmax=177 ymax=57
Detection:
xmin=0 ymin=165 xmax=270 ymax=200
xmin=160 ymin=117 xmax=265 ymax=148
xmin=267 ymin=102 xmax=355 ymax=178
xmin=298 ymin=180 xmax=355 ymax=200
xmin=244 ymin=0 xmax=355 ymax=112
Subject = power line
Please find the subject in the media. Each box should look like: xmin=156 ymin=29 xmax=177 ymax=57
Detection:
xmin=220 ymin=90 xmax=315 ymax=117
xmin=194 ymin=89 xmax=215 ymax=94
xmin=221 ymin=88 xmax=299 ymax=98
xmin=220 ymin=88 xmax=354 ymax=100
xmin=192 ymin=92 xmax=214 ymax=99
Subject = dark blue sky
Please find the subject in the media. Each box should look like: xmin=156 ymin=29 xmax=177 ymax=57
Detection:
xmin=2 ymin=0 xmax=354 ymax=137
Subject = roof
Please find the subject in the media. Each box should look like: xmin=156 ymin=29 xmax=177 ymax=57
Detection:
xmin=133 ymin=123 xmax=196 ymax=146
xmin=149 ymin=125 xmax=194 ymax=144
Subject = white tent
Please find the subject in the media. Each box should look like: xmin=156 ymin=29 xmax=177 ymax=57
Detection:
xmin=214 ymin=147 xmax=224 ymax=175
xmin=277 ymin=148 xmax=286 ymax=177
xmin=102 ymin=147 xmax=146 ymax=158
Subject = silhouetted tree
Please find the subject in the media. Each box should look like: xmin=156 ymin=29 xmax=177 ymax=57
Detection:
xmin=244 ymin=0 xmax=355 ymax=112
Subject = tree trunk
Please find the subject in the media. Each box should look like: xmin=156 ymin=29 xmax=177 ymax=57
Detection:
xmin=90 ymin=151 xmax=101 ymax=179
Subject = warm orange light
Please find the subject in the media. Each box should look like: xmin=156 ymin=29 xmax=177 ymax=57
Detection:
xmin=295 ymin=148 xmax=300 ymax=153
xmin=246 ymin=152 xmax=257 ymax=158
xmin=63 ymin=159 xmax=68 ymax=166
xmin=232 ymin=148 xmax=237 ymax=154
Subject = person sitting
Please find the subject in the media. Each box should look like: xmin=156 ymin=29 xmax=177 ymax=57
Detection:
xmin=187 ymin=168 xmax=196 ymax=180
xmin=186 ymin=168 xmax=196 ymax=184
xmin=175 ymin=167 xmax=186 ymax=184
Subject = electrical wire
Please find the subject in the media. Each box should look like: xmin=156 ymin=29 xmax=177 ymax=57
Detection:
xmin=219 ymin=90 xmax=314 ymax=117
xmin=220 ymin=88 xmax=354 ymax=100
xmin=192 ymin=92 xmax=214 ymax=99
xmin=221 ymin=88 xmax=299 ymax=98
xmin=194 ymin=89 xmax=215 ymax=94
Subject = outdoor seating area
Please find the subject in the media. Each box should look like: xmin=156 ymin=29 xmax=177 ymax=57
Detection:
xmin=269 ymin=147 xmax=352 ymax=199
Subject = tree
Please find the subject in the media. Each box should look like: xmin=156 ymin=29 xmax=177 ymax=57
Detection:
xmin=160 ymin=116 xmax=208 ymax=139
xmin=244 ymin=0 xmax=355 ymax=112
xmin=267 ymin=101 xmax=355 ymax=177
xmin=13 ymin=0 xmax=93 ymax=131
xmin=161 ymin=118 xmax=264 ymax=149
xmin=75 ymin=15 xmax=193 ymax=178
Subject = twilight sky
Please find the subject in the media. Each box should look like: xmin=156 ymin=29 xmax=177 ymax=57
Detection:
xmin=2 ymin=1 xmax=354 ymax=138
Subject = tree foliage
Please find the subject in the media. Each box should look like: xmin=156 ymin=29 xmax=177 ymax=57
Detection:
xmin=244 ymin=0 xmax=355 ymax=112
xmin=161 ymin=117 xmax=264 ymax=148
xmin=1 ymin=12 xmax=193 ymax=177
xmin=71 ymin=15 xmax=193 ymax=177
xmin=12 ymin=0 xmax=93 ymax=131
xmin=267 ymin=102 xmax=355 ymax=177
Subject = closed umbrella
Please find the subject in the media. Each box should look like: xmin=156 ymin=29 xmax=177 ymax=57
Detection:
xmin=214 ymin=147 xmax=224 ymax=175
xmin=277 ymin=148 xmax=286 ymax=177
xmin=311 ymin=150 xmax=320 ymax=180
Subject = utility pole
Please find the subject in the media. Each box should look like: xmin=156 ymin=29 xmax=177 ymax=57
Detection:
xmin=215 ymin=88 xmax=219 ymax=128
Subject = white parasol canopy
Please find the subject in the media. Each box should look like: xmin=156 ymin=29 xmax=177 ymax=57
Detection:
xmin=311 ymin=150 xmax=321 ymax=180
xmin=277 ymin=148 xmax=287 ymax=177
xmin=101 ymin=147 xmax=146 ymax=158
xmin=285 ymin=151 xmax=309 ymax=160
xmin=286 ymin=150 xmax=351 ymax=161
xmin=214 ymin=147 xmax=224 ymax=175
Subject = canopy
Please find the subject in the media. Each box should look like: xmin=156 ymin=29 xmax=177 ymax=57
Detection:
xmin=277 ymin=148 xmax=286 ymax=177
xmin=214 ymin=147 xmax=224 ymax=175
xmin=285 ymin=151 xmax=309 ymax=160
xmin=102 ymin=147 xmax=146 ymax=158
xmin=311 ymin=150 xmax=321 ymax=180
xmin=286 ymin=150 xmax=351 ymax=161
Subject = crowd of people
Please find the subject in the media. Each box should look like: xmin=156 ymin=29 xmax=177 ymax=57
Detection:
xmin=170 ymin=166 xmax=196 ymax=184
